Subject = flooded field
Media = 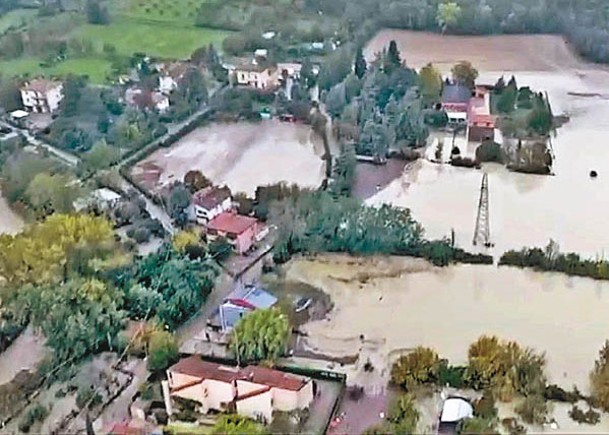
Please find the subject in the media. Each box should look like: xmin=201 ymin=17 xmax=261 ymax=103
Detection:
xmin=132 ymin=120 xmax=326 ymax=196
xmin=286 ymin=255 xmax=609 ymax=392
xmin=0 ymin=194 xmax=23 ymax=235
xmin=364 ymin=31 xmax=609 ymax=257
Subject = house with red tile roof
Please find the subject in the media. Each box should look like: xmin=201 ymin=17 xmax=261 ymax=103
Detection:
xmin=163 ymin=356 xmax=314 ymax=422
xmin=467 ymin=87 xmax=497 ymax=142
xmin=206 ymin=212 xmax=268 ymax=254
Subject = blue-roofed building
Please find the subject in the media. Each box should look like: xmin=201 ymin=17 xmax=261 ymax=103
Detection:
xmin=219 ymin=284 xmax=278 ymax=331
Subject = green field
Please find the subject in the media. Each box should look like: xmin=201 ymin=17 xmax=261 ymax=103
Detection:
xmin=0 ymin=56 xmax=113 ymax=84
xmin=70 ymin=17 xmax=230 ymax=59
xmin=118 ymin=0 xmax=209 ymax=25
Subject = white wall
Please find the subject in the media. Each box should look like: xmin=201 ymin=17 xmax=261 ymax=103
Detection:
xmin=201 ymin=379 xmax=235 ymax=411
xmin=47 ymin=84 xmax=63 ymax=112
xmin=236 ymin=390 xmax=272 ymax=422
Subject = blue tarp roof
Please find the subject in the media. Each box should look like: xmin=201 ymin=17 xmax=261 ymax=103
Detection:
xmin=220 ymin=285 xmax=277 ymax=330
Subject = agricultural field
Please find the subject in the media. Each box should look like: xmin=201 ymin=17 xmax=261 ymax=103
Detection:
xmin=0 ymin=8 xmax=36 ymax=34
xmin=0 ymin=56 xmax=113 ymax=84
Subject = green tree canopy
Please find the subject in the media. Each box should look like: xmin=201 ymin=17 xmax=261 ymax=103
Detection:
xmin=211 ymin=414 xmax=267 ymax=435
xmin=391 ymin=346 xmax=442 ymax=390
xmin=419 ymin=63 xmax=442 ymax=100
xmin=229 ymin=308 xmax=290 ymax=363
xmin=147 ymin=330 xmax=179 ymax=372
xmin=25 ymin=172 xmax=81 ymax=217
xmin=451 ymin=61 xmax=479 ymax=89
xmin=437 ymin=2 xmax=462 ymax=32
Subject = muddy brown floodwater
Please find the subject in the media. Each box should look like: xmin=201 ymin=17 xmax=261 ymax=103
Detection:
xmin=365 ymin=30 xmax=609 ymax=258
xmin=132 ymin=120 xmax=326 ymax=196
xmin=287 ymin=255 xmax=609 ymax=393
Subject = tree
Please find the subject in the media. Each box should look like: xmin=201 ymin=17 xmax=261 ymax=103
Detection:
xmin=183 ymin=170 xmax=212 ymax=193
xmin=591 ymin=340 xmax=609 ymax=411
xmin=85 ymin=0 xmax=109 ymax=24
xmin=300 ymin=57 xmax=316 ymax=89
xmin=172 ymin=230 xmax=201 ymax=252
xmin=229 ymin=308 xmax=290 ymax=363
xmin=355 ymin=46 xmax=367 ymax=79
xmin=344 ymin=73 xmax=362 ymax=103
xmin=325 ymin=83 xmax=347 ymax=118
xmin=437 ymin=2 xmax=462 ymax=33
xmin=25 ymin=173 xmax=80 ymax=217
xmin=419 ymin=63 xmax=442 ymax=101
xmin=0 ymin=79 xmax=23 ymax=112
xmin=451 ymin=61 xmax=479 ymax=89
xmin=383 ymin=40 xmax=402 ymax=73
xmin=208 ymin=236 xmax=232 ymax=261
xmin=147 ymin=330 xmax=178 ymax=371
xmin=211 ymin=415 xmax=267 ymax=435
xmin=60 ymin=75 xmax=85 ymax=117
xmin=0 ymin=214 xmax=116 ymax=287
xmin=330 ymin=142 xmax=356 ymax=197
xmin=82 ymin=140 xmax=120 ymax=174
xmin=25 ymin=278 xmax=125 ymax=362
xmin=391 ymin=346 xmax=442 ymax=390
xmin=388 ymin=393 xmax=420 ymax=434
xmin=167 ymin=183 xmax=191 ymax=228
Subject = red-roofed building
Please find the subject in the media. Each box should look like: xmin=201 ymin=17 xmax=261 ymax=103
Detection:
xmin=206 ymin=212 xmax=268 ymax=254
xmin=163 ymin=356 xmax=314 ymax=422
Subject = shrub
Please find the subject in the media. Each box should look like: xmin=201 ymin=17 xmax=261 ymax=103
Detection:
xmin=569 ymin=405 xmax=600 ymax=425
xmin=473 ymin=390 xmax=498 ymax=420
xmin=391 ymin=347 xmax=441 ymax=391
xmin=544 ymin=384 xmax=581 ymax=403
xmin=147 ymin=330 xmax=179 ymax=372
xmin=501 ymin=418 xmax=526 ymax=435
xmin=514 ymin=394 xmax=548 ymax=425
xmin=132 ymin=227 xmax=151 ymax=244
xmin=208 ymin=236 xmax=233 ymax=261
xmin=18 ymin=404 xmax=48 ymax=433
xmin=438 ymin=364 xmax=467 ymax=388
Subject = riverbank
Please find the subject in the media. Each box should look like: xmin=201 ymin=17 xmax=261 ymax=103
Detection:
xmin=284 ymin=254 xmax=609 ymax=392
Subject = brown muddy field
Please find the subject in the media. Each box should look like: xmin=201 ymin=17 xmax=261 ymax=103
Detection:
xmin=132 ymin=120 xmax=326 ymax=196
xmin=364 ymin=30 xmax=585 ymax=72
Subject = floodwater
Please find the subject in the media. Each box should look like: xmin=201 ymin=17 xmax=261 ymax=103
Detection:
xmin=0 ymin=326 xmax=46 ymax=386
xmin=287 ymin=255 xmax=609 ymax=392
xmin=0 ymin=193 xmax=24 ymax=235
xmin=365 ymin=31 xmax=609 ymax=258
xmin=132 ymin=120 xmax=326 ymax=196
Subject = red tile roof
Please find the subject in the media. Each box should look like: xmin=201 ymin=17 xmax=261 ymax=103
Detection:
xmin=24 ymin=79 xmax=61 ymax=93
xmin=241 ymin=365 xmax=308 ymax=391
xmin=193 ymin=186 xmax=232 ymax=210
xmin=168 ymin=357 xmax=309 ymax=392
xmin=207 ymin=212 xmax=258 ymax=235
xmin=169 ymin=356 xmax=244 ymax=384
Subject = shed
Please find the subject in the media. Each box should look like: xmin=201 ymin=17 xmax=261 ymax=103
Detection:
xmin=219 ymin=284 xmax=277 ymax=331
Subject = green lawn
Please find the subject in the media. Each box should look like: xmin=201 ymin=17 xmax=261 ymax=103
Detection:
xmin=0 ymin=8 xmax=36 ymax=34
xmin=0 ymin=56 xmax=113 ymax=84
xmin=117 ymin=0 xmax=209 ymax=26
xmin=71 ymin=17 xmax=230 ymax=59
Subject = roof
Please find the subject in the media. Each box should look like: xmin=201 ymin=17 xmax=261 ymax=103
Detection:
xmin=440 ymin=397 xmax=473 ymax=423
xmin=207 ymin=212 xmax=258 ymax=235
xmin=442 ymin=84 xmax=472 ymax=104
xmin=220 ymin=285 xmax=278 ymax=330
xmin=9 ymin=110 xmax=29 ymax=119
xmin=169 ymin=356 xmax=244 ymax=384
xmin=92 ymin=188 xmax=121 ymax=202
xmin=168 ymin=357 xmax=310 ymax=392
xmin=193 ymin=186 xmax=232 ymax=210
xmin=241 ymin=365 xmax=308 ymax=391
xmin=162 ymin=62 xmax=191 ymax=80
xmin=23 ymin=79 xmax=61 ymax=93
xmin=235 ymin=60 xmax=276 ymax=73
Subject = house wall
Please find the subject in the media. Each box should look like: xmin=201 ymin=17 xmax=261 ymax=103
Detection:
xmin=195 ymin=197 xmax=233 ymax=223
xmin=297 ymin=381 xmax=314 ymax=409
xmin=159 ymin=76 xmax=177 ymax=94
xmin=47 ymin=84 xmax=63 ymax=112
xmin=236 ymin=380 xmax=267 ymax=395
xmin=236 ymin=69 xmax=278 ymax=90
xmin=468 ymin=125 xmax=495 ymax=142
xmin=202 ymin=379 xmax=235 ymax=412
xmin=271 ymin=381 xmax=314 ymax=412
xmin=234 ymin=224 xmax=256 ymax=254
xmin=236 ymin=390 xmax=273 ymax=422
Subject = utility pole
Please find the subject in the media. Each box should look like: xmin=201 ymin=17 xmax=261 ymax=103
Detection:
xmin=472 ymin=172 xmax=491 ymax=247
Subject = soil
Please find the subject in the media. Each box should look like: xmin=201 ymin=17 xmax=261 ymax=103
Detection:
xmin=132 ymin=120 xmax=326 ymax=196
xmin=364 ymin=30 xmax=585 ymax=72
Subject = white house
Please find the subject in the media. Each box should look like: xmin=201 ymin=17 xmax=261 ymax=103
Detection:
xmin=125 ymin=87 xmax=170 ymax=113
xmin=164 ymin=357 xmax=314 ymax=422
xmin=234 ymin=61 xmax=278 ymax=90
xmin=20 ymin=79 xmax=63 ymax=113
xmin=192 ymin=186 xmax=233 ymax=224
xmin=158 ymin=62 xmax=191 ymax=94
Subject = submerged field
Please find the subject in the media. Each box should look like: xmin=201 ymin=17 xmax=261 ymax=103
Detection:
xmin=132 ymin=120 xmax=326 ymax=196
xmin=287 ymin=255 xmax=609 ymax=392
xmin=363 ymin=30 xmax=609 ymax=258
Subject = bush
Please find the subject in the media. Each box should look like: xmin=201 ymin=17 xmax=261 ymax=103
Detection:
xmin=514 ymin=394 xmax=548 ymax=425
xmin=544 ymin=384 xmax=581 ymax=403
xmin=132 ymin=227 xmax=151 ymax=244
xmin=569 ymin=405 xmax=600 ymax=425
xmin=208 ymin=236 xmax=233 ymax=261
xmin=473 ymin=390 xmax=498 ymax=420
xmin=438 ymin=364 xmax=467 ymax=388
xmin=391 ymin=347 xmax=441 ymax=391
xmin=76 ymin=384 xmax=102 ymax=410
xmin=147 ymin=330 xmax=179 ymax=372
xmin=18 ymin=404 xmax=48 ymax=433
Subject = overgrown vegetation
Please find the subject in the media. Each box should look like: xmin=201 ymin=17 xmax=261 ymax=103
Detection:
xmin=500 ymin=240 xmax=609 ymax=281
xmin=229 ymin=308 xmax=290 ymax=363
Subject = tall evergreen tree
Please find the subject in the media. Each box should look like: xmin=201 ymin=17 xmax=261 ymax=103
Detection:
xmin=354 ymin=47 xmax=367 ymax=79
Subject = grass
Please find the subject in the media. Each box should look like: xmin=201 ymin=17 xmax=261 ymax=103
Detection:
xmin=70 ymin=17 xmax=231 ymax=59
xmin=164 ymin=422 xmax=213 ymax=434
xmin=0 ymin=56 xmax=113 ymax=84
xmin=118 ymin=0 xmax=210 ymax=26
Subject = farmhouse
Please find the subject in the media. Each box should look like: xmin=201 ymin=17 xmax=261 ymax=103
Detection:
xmin=158 ymin=61 xmax=191 ymax=94
xmin=125 ymin=87 xmax=170 ymax=113
xmin=20 ymin=79 xmax=63 ymax=113
xmin=163 ymin=356 xmax=314 ymax=422
xmin=206 ymin=212 xmax=268 ymax=254
xmin=234 ymin=60 xmax=278 ymax=90
xmin=219 ymin=284 xmax=277 ymax=331
xmin=467 ymin=86 xmax=496 ymax=142
xmin=192 ymin=186 xmax=233 ymax=224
